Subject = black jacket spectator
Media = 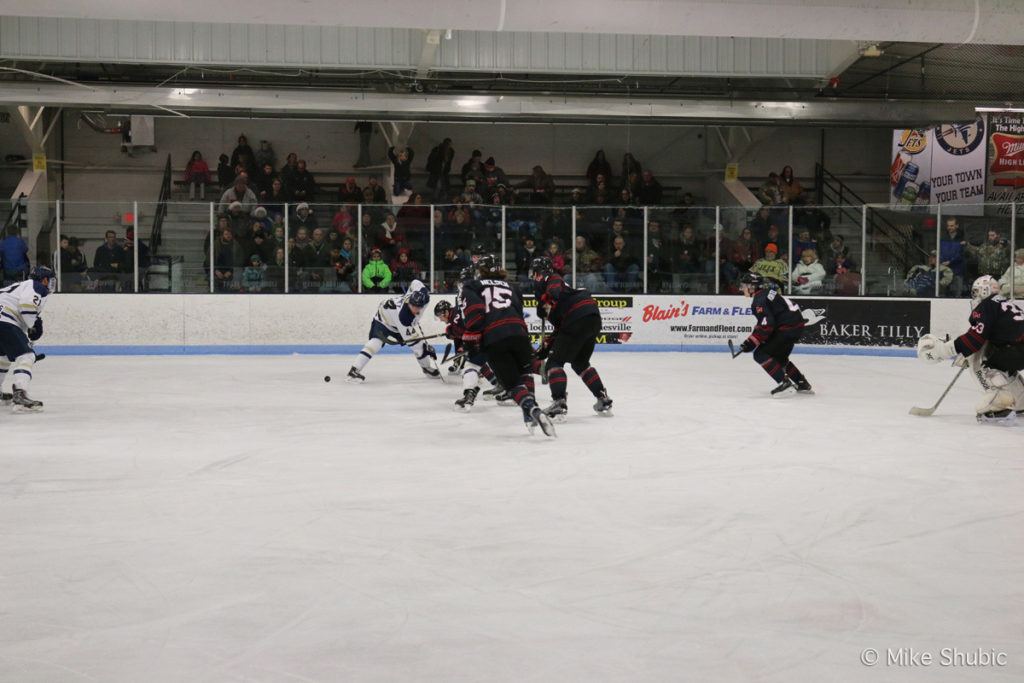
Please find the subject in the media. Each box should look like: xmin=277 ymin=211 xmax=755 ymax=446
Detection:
xmin=587 ymin=150 xmax=612 ymax=187
xmin=289 ymin=161 xmax=317 ymax=202
xmin=338 ymin=178 xmax=362 ymax=203
xmin=216 ymin=154 xmax=233 ymax=188
xmin=387 ymin=146 xmax=415 ymax=194
xmin=636 ymin=171 xmax=663 ymax=205
xmin=230 ymin=135 xmax=255 ymax=172
xmin=93 ymin=233 xmax=125 ymax=274
xmin=518 ymin=166 xmax=556 ymax=204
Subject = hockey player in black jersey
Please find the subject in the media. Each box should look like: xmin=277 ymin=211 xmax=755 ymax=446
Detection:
xmin=434 ymin=299 xmax=500 ymax=412
xmin=918 ymin=275 xmax=1024 ymax=422
xmin=736 ymin=272 xmax=811 ymax=397
xmin=460 ymin=256 xmax=556 ymax=436
xmin=531 ymin=256 xmax=613 ymax=421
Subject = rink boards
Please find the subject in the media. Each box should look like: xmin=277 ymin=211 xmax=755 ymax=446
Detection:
xmin=35 ymin=294 xmax=983 ymax=357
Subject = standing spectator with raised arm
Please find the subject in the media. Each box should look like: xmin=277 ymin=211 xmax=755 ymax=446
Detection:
xmin=966 ymin=229 xmax=1010 ymax=279
xmin=426 ymin=138 xmax=455 ymax=200
xmin=388 ymin=146 xmax=415 ymax=197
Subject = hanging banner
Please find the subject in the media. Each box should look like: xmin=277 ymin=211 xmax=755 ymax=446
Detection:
xmin=890 ymin=128 xmax=932 ymax=209
xmin=929 ymin=117 xmax=986 ymax=216
xmin=890 ymin=120 xmax=986 ymax=215
xmin=984 ymin=112 xmax=1024 ymax=216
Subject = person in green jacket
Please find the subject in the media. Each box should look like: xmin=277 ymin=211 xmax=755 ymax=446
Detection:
xmin=362 ymin=247 xmax=392 ymax=292
xmin=749 ymin=243 xmax=788 ymax=286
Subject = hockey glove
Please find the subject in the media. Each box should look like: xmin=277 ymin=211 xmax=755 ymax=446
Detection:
xmin=28 ymin=318 xmax=42 ymax=341
xmin=917 ymin=334 xmax=958 ymax=364
xmin=424 ymin=344 xmax=437 ymax=360
xmin=536 ymin=303 xmax=548 ymax=320
xmin=739 ymin=338 xmax=756 ymax=353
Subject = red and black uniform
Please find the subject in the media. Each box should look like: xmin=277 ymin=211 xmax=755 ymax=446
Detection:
xmin=953 ymin=296 xmax=1024 ymax=373
xmin=461 ymin=278 xmax=537 ymax=410
xmin=535 ymin=275 xmax=607 ymax=401
xmin=743 ymin=288 xmax=806 ymax=384
xmin=445 ymin=295 xmax=497 ymax=383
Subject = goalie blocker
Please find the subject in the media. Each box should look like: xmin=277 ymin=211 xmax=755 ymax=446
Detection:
xmin=917 ymin=275 xmax=1024 ymax=422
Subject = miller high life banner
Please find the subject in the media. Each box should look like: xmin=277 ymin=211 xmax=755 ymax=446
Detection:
xmin=984 ymin=112 xmax=1024 ymax=216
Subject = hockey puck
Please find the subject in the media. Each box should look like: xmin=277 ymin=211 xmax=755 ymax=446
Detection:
xmin=324 ymin=375 xmax=331 ymax=383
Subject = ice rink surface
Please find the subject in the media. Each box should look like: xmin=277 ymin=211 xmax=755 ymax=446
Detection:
xmin=2 ymin=351 xmax=1023 ymax=682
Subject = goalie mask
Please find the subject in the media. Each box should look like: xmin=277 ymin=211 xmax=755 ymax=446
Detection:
xmin=970 ymin=275 xmax=999 ymax=306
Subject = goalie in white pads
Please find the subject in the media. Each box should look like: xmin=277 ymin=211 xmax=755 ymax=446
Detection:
xmin=917 ymin=275 xmax=1024 ymax=422
xmin=347 ymin=279 xmax=439 ymax=382
xmin=0 ymin=266 xmax=53 ymax=411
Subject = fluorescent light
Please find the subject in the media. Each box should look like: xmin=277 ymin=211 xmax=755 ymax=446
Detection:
xmin=975 ymin=107 xmax=1024 ymax=113
xmin=455 ymin=97 xmax=486 ymax=108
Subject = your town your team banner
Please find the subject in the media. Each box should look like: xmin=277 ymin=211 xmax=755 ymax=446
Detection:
xmin=891 ymin=119 xmax=986 ymax=215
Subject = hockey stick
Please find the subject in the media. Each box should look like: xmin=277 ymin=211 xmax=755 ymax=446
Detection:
xmin=538 ymin=316 xmax=549 ymax=385
xmin=398 ymin=332 xmax=447 ymax=346
xmin=417 ymin=324 xmax=448 ymax=384
xmin=727 ymin=340 xmax=743 ymax=358
xmin=909 ymin=365 xmax=967 ymax=417
xmin=440 ymin=342 xmax=454 ymax=365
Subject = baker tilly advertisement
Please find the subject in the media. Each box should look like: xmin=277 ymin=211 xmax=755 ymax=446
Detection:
xmin=619 ymin=296 xmax=930 ymax=347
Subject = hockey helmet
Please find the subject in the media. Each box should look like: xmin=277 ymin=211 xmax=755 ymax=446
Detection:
xmin=530 ymin=256 xmax=554 ymax=279
xmin=407 ymin=287 xmax=430 ymax=309
xmin=476 ymin=254 xmax=500 ymax=276
xmin=433 ymin=300 xmax=453 ymax=319
xmin=458 ymin=265 xmax=478 ymax=282
xmin=971 ymin=275 xmax=1000 ymax=305
xmin=31 ymin=265 xmax=56 ymax=293
xmin=739 ymin=271 xmax=766 ymax=290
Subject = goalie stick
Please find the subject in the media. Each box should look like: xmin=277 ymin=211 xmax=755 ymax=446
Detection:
xmin=909 ymin=365 xmax=967 ymax=417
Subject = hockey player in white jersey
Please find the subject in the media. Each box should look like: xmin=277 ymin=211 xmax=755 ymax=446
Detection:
xmin=347 ymin=279 xmax=439 ymax=382
xmin=0 ymin=266 xmax=53 ymax=411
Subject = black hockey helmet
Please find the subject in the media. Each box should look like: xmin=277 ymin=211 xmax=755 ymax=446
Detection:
xmin=530 ymin=256 xmax=554 ymax=279
xmin=739 ymin=271 xmax=766 ymax=290
xmin=31 ymin=265 xmax=56 ymax=294
xmin=458 ymin=265 xmax=477 ymax=282
xmin=433 ymin=300 xmax=453 ymax=319
xmin=476 ymin=254 xmax=500 ymax=276
xmin=407 ymin=287 xmax=430 ymax=308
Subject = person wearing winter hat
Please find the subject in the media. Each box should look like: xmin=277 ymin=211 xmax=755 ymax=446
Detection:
xmin=361 ymin=247 xmax=392 ymax=293
xmin=750 ymin=243 xmax=788 ymax=286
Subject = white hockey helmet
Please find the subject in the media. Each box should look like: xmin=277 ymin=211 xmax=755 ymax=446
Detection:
xmin=970 ymin=275 xmax=1000 ymax=305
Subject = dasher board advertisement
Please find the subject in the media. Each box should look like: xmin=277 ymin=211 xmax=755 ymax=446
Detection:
xmin=984 ymin=112 xmax=1024 ymax=216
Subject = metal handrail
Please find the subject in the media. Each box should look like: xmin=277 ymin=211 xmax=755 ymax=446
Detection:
xmin=150 ymin=154 xmax=172 ymax=255
xmin=3 ymin=192 xmax=26 ymax=233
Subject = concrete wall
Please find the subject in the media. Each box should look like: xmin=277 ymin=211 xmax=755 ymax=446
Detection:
xmin=55 ymin=113 xmax=890 ymax=205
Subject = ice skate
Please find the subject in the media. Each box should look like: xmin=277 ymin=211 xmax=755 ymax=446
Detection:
xmin=481 ymin=384 xmax=505 ymax=400
xmin=592 ymin=391 xmax=613 ymax=415
xmin=770 ymin=378 xmax=796 ymax=398
xmin=346 ymin=367 xmax=366 ymax=383
xmin=977 ymin=409 xmax=1016 ymax=425
xmin=525 ymin=405 xmax=556 ymax=437
xmin=494 ymin=390 xmax=516 ymax=406
xmin=454 ymin=387 xmax=479 ymax=412
xmin=11 ymin=388 xmax=43 ymax=412
xmin=422 ymin=366 xmax=440 ymax=379
xmin=0 ymin=392 xmax=11 ymax=405
xmin=544 ymin=398 xmax=568 ymax=423
xmin=795 ymin=378 xmax=814 ymax=395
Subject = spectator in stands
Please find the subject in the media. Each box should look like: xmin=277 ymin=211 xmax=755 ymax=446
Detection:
xmin=514 ymin=236 xmax=540 ymax=285
xmin=590 ymin=180 xmax=612 ymax=206
xmin=791 ymin=248 xmax=826 ymax=295
xmin=183 ymin=150 xmax=212 ymax=201
xmin=779 ymin=165 xmax=804 ymax=204
xmin=288 ymin=160 xmax=317 ymax=203
xmin=335 ymin=237 xmax=357 ymax=292
xmin=0 ymin=226 xmax=30 ymax=285
xmin=547 ymin=241 xmax=567 ymax=274
xmin=461 ymin=149 xmax=484 ymax=185
xmin=603 ymin=236 xmax=639 ymax=292
xmin=291 ymin=203 xmax=318 ymax=236
xmin=216 ymin=154 xmax=233 ymax=189
xmin=826 ymin=248 xmax=858 ymax=276
xmin=426 ymin=138 xmax=455 ymax=200
xmin=376 ymin=212 xmax=404 ymax=259
xmin=823 ymin=234 xmax=848 ymax=264
xmin=91 ymin=230 xmax=124 ymax=292
xmin=831 ymin=253 xmax=861 ymax=296
xmin=940 ymin=216 xmax=966 ymax=297
xmin=247 ymin=226 xmax=273 ymax=266
xmin=748 ymin=206 xmax=773 ymax=246
xmin=729 ymin=227 xmax=759 ymax=273
xmin=621 ymin=153 xmax=642 ymax=184
xmin=254 ymin=140 xmax=276 ymax=169
xmin=269 ymin=225 xmax=286 ymax=256
xmin=338 ymin=177 xmax=362 ymax=204
xmin=998 ymin=248 xmax=1024 ymax=297
xmin=264 ymin=178 xmax=289 ymax=219
xmin=354 ymin=122 xmax=374 ymax=167
xmin=398 ymin=193 xmax=431 ymax=234
xmin=460 ymin=179 xmax=484 ymax=206
xmin=619 ymin=188 xmax=634 ymax=206
xmin=230 ymin=135 xmax=255 ymax=174
xmin=675 ymin=225 xmax=705 ymax=285
xmin=906 ymin=250 xmax=953 ymax=296
xmin=59 ymin=236 xmax=88 ymax=291
xmin=254 ymin=162 xmax=277 ymax=202
xmin=606 ymin=219 xmax=630 ymax=256
xmin=251 ymin=206 xmax=272 ymax=235
xmin=225 ymin=202 xmax=250 ymax=238
xmin=122 ymin=227 xmax=151 ymax=289
xmin=387 ymin=146 xmax=415 ymax=197
xmin=262 ymin=247 xmax=284 ymax=291
xmin=966 ymin=229 xmax=1010 ymax=279
xmin=219 ymin=175 xmax=258 ymax=215
xmin=280 ymin=152 xmax=299 ymax=188
xmin=792 ymin=228 xmax=817 ymax=259
xmin=570 ymin=187 xmax=585 ymax=206
xmin=209 ymin=227 xmax=242 ymax=292
xmin=587 ymin=150 xmax=612 ymax=187
xmin=362 ymin=247 xmax=392 ymax=293
xmin=366 ymin=177 xmax=387 ymax=204
xmin=758 ymin=172 xmax=784 ymax=206
xmin=389 ymin=248 xmax=419 ymax=293
xmin=332 ymin=205 xmax=356 ymax=238
xmin=518 ymin=165 xmax=556 ymax=204
xmin=750 ymin=243 xmax=788 ymax=286
xmin=242 ymin=254 xmax=266 ymax=293
xmin=304 ymin=228 xmax=332 ymax=292
xmin=636 ymin=170 xmax=663 ymax=206
xmin=574 ymin=235 xmax=604 ymax=292
xmin=291 ymin=227 xmax=313 ymax=271
xmin=646 ymin=219 xmax=671 ymax=293
xmin=482 ymin=156 xmax=509 ymax=191
xmin=763 ymin=223 xmax=783 ymax=257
